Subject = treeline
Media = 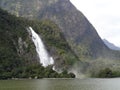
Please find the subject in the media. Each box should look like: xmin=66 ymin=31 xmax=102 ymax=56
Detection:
xmin=0 ymin=64 xmax=75 ymax=79
xmin=92 ymin=68 xmax=120 ymax=78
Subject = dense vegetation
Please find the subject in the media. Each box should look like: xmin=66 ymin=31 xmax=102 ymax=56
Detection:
xmin=0 ymin=64 xmax=75 ymax=79
xmin=91 ymin=68 xmax=120 ymax=78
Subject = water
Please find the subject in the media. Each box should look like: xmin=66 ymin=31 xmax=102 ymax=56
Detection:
xmin=0 ymin=78 xmax=120 ymax=90
xmin=27 ymin=27 xmax=54 ymax=67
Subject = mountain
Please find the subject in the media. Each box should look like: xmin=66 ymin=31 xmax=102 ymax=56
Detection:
xmin=103 ymin=39 xmax=120 ymax=51
xmin=0 ymin=0 xmax=120 ymax=78
xmin=0 ymin=0 xmax=112 ymax=60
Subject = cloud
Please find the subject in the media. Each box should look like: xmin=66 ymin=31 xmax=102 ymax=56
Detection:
xmin=70 ymin=0 xmax=120 ymax=47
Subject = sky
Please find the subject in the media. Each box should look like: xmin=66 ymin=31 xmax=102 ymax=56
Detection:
xmin=70 ymin=0 xmax=120 ymax=47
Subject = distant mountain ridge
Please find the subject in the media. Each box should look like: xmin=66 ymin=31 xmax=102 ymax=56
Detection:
xmin=103 ymin=39 xmax=120 ymax=51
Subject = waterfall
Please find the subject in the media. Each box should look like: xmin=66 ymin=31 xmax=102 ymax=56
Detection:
xmin=27 ymin=27 xmax=54 ymax=67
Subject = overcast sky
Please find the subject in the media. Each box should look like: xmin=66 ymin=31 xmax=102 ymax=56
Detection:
xmin=70 ymin=0 xmax=120 ymax=47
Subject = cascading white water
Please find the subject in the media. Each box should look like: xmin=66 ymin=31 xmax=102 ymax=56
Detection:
xmin=27 ymin=27 xmax=54 ymax=67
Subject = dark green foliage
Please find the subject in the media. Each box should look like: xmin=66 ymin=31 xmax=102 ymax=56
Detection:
xmin=93 ymin=68 xmax=120 ymax=78
xmin=97 ymin=68 xmax=113 ymax=78
xmin=58 ymin=70 xmax=75 ymax=78
xmin=0 ymin=64 xmax=75 ymax=79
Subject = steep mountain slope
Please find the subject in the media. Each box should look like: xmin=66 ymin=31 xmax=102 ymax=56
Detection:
xmin=0 ymin=8 xmax=78 ymax=79
xmin=103 ymin=39 xmax=120 ymax=51
xmin=0 ymin=0 xmax=115 ymax=60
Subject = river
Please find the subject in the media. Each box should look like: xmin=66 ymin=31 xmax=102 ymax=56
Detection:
xmin=0 ymin=78 xmax=120 ymax=90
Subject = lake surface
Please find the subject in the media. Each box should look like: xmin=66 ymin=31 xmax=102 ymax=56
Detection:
xmin=0 ymin=78 xmax=120 ymax=90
